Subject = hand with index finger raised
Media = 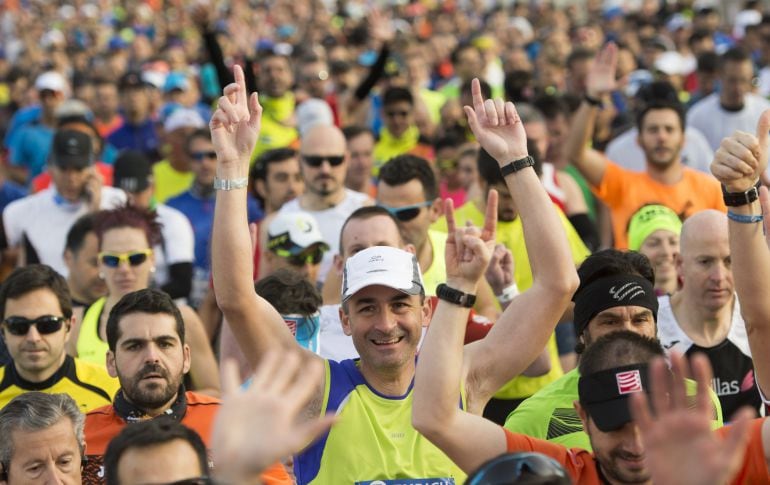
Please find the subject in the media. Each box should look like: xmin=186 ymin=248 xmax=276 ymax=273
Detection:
xmin=210 ymin=64 xmax=263 ymax=167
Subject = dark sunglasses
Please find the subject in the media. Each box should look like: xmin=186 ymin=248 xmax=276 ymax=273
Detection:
xmin=275 ymin=247 xmax=325 ymax=266
xmin=303 ymin=155 xmax=345 ymax=167
xmin=377 ymin=201 xmax=432 ymax=222
xmin=385 ymin=110 xmax=409 ymax=118
xmin=191 ymin=151 xmax=217 ymax=162
xmin=466 ymin=452 xmax=570 ymax=485
xmin=98 ymin=250 xmax=153 ymax=268
xmin=3 ymin=315 xmax=67 ymax=336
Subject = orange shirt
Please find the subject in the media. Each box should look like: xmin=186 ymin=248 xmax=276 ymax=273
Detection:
xmin=593 ymin=160 xmax=726 ymax=249
xmin=83 ymin=391 xmax=291 ymax=485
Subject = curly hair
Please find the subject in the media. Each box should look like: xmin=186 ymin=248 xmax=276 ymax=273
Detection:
xmin=93 ymin=204 xmax=162 ymax=247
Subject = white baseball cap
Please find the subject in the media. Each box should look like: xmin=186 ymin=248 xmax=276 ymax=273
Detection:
xmin=35 ymin=71 xmax=69 ymax=94
xmin=342 ymin=246 xmax=423 ymax=302
xmin=268 ymin=211 xmax=330 ymax=255
xmin=163 ymin=108 xmax=206 ymax=133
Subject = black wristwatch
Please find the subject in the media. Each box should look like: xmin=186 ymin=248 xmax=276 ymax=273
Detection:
xmin=436 ymin=283 xmax=476 ymax=308
xmin=500 ymin=155 xmax=535 ymax=177
xmin=722 ymin=181 xmax=761 ymax=207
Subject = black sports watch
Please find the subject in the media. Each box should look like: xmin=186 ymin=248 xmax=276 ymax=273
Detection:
xmin=722 ymin=180 xmax=761 ymax=207
xmin=436 ymin=283 xmax=476 ymax=308
xmin=500 ymin=155 xmax=536 ymax=177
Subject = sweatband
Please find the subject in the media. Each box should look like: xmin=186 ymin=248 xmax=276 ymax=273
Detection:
xmin=573 ymin=275 xmax=658 ymax=335
xmin=627 ymin=204 xmax=682 ymax=251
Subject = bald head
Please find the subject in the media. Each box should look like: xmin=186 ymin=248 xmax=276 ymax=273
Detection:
xmin=300 ymin=125 xmax=347 ymax=155
xmin=680 ymin=210 xmax=728 ymax=255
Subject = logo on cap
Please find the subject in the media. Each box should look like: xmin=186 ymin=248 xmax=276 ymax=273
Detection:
xmin=616 ymin=369 xmax=643 ymax=395
xmin=609 ymin=282 xmax=644 ymax=302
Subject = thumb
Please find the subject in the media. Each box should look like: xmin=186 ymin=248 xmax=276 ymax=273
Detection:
xmin=756 ymin=109 xmax=770 ymax=150
xmin=464 ymin=105 xmax=481 ymax=137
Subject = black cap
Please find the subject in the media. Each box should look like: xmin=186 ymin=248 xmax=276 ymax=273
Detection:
xmin=118 ymin=71 xmax=146 ymax=90
xmin=50 ymin=130 xmax=93 ymax=169
xmin=113 ymin=150 xmax=152 ymax=193
xmin=578 ymin=363 xmax=651 ymax=432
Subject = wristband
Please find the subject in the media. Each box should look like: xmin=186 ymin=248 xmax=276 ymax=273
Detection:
xmin=722 ymin=180 xmax=760 ymax=207
xmin=214 ymin=176 xmax=248 ymax=191
xmin=436 ymin=283 xmax=476 ymax=308
xmin=496 ymin=283 xmax=519 ymax=304
xmin=500 ymin=156 xmax=535 ymax=177
xmin=584 ymin=94 xmax=602 ymax=107
xmin=727 ymin=211 xmax=764 ymax=224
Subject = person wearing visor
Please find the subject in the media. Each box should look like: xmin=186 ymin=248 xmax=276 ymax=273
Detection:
xmin=627 ymin=204 xmax=682 ymax=296
xmin=264 ymin=211 xmax=330 ymax=286
xmin=0 ymin=265 xmax=118 ymax=411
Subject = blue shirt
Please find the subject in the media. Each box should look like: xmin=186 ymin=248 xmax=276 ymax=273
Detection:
xmin=8 ymin=122 xmax=54 ymax=181
xmin=0 ymin=181 xmax=28 ymax=213
xmin=106 ymin=119 xmax=161 ymax=161
xmin=4 ymin=105 xmax=42 ymax=149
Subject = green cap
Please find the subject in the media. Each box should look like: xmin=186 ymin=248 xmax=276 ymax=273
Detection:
xmin=627 ymin=204 xmax=682 ymax=251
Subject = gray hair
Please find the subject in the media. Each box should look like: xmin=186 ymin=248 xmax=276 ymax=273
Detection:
xmin=0 ymin=392 xmax=85 ymax=470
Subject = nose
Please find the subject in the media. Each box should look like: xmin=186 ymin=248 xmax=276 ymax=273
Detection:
xmin=143 ymin=343 xmax=162 ymax=363
xmin=623 ymin=424 xmax=645 ymax=455
xmin=25 ymin=324 xmax=43 ymax=342
xmin=373 ymin=308 xmax=399 ymax=333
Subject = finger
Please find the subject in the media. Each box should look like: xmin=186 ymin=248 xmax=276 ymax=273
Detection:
xmin=629 ymin=390 xmax=653 ymax=436
xmin=604 ymin=41 xmax=618 ymax=66
xmin=690 ymin=352 xmax=715 ymax=416
xmin=209 ymin=109 xmax=229 ymax=130
xmin=217 ymin=96 xmax=240 ymax=126
xmin=756 ymin=108 xmax=770 ymax=150
xmin=649 ymin=356 xmax=671 ymax=415
xmin=445 ymin=197 xmax=457 ymax=237
xmin=723 ymin=136 xmax=760 ymax=168
xmin=250 ymin=350 xmax=282 ymax=391
xmin=283 ymin=357 xmax=325 ymax=414
xmin=494 ymin=98 xmax=505 ymax=124
xmin=269 ymin=351 xmax=302 ymax=395
xmin=234 ymin=64 xmax=247 ymax=108
xmin=668 ymin=352 xmax=689 ymax=410
xmin=464 ymin=105 xmax=482 ymax=138
xmin=470 ymin=78 xmax=487 ymax=125
xmin=221 ymin=359 xmax=243 ymax=397
xmin=295 ymin=414 xmax=338 ymax=447
xmin=504 ymin=101 xmax=519 ymax=126
xmin=484 ymin=99 xmax=498 ymax=126
xmin=711 ymin=159 xmax=752 ymax=181
xmin=248 ymin=92 xmax=263 ymax=130
xmin=482 ymin=189 xmax=498 ymax=241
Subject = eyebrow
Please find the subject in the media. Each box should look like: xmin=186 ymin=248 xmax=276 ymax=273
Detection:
xmin=120 ymin=335 xmax=179 ymax=347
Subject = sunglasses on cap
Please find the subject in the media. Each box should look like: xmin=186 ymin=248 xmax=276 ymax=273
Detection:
xmin=2 ymin=315 xmax=67 ymax=336
xmin=377 ymin=201 xmax=433 ymax=222
xmin=98 ymin=249 xmax=153 ymax=268
xmin=302 ymin=155 xmax=345 ymax=167
xmin=274 ymin=247 xmax=325 ymax=267
xmin=191 ymin=150 xmax=217 ymax=162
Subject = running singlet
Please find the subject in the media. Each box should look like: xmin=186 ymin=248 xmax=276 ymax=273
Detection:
xmin=294 ymin=359 xmax=466 ymax=484
xmin=77 ymin=297 xmax=109 ymax=368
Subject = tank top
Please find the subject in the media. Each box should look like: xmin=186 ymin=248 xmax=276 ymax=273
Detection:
xmin=77 ymin=297 xmax=109 ymax=368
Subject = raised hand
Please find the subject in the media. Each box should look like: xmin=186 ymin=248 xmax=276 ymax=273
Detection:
xmin=368 ymin=8 xmax=395 ymax=44
xmin=212 ymin=352 xmax=336 ymax=483
xmin=586 ymin=42 xmax=618 ymax=99
xmin=484 ymin=243 xmax=514 ymax=296
xmin=711 ymin=109 xmax=770 ymax=193
xmin=464 ymin=78 xmax=527 ymax=164
xmin=444 ymin=190 xmax=497 ymax=290
xmin=210 ymin=64 xmax=263 ymax=168
xmin=629 ymin=353 xmax=754 ymax=485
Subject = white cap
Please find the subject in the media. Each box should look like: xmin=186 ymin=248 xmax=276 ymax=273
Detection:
xmin=267 ymin=211 xmax=330 ymax=254
xmin=654 ymin=51 xmax=689 ymax=76
xmin=342 ymin=246 xmax=423 ymax=302
xmin=734 ymin=10 xmax=762 ymax=40
xmin=163 ymin=108 xmax=206 ymax=133
xmin=296 ymin=98 xmax=334 ymax=138
xmin=35 ymin=71 xmax=69 ymax=94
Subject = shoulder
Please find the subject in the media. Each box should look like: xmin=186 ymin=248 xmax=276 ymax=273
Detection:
xmin=186 ymin=390 xmax=222 ymax=406
xmin=687 ymin=93 xmax=718 ymax=115
xmin=5 ymin=190 xmax=49 ymax=212
xmin=100 ymin=186 xmax=128 ymax=207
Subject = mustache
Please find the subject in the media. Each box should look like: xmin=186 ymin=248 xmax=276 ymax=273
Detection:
xmin=137 ymin=363 xmax=169 ymax=380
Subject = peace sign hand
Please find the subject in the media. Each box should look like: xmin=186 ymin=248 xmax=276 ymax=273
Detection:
xmin=444 ymin=190 xmax=498 ymax=291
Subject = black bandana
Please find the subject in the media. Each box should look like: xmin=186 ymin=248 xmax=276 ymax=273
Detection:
xmin=113 ymin=385 xmax=187 ymax=424
xmin=573 ymin=275 xmax=658 ymax=335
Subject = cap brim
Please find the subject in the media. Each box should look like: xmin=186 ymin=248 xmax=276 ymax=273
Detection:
xmin=342 ymin=277 xmax=422 ymax=302
xmin=52 ymin=156 xmax=91 ymax=170
xmin=585 ymin=398 xmax=633 ymax=432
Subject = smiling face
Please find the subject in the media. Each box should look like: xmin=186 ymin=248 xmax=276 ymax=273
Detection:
xmin=638 ymin=229 xmax=680 ymax=295
xmin=340 ymin=285 xmax=428 ymax=374
xmin=99 ymin=227 xmax=155 ymax=298
xmin=106 ymin=312 xmax=190 ymax=415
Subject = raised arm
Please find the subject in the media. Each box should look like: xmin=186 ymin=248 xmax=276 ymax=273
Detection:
xmin=210 ymin=66 xmax=301 ymax=366
xmin=562 ymin=43 xmax=617 ymax=187
xmin=710 ymin=110 xmax=770 ymax=398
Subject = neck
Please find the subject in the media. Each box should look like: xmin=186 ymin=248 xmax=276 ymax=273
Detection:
xmin=358 ymin=359 xmax=415 ymax=396
xmin=670 ymin=291 xmax=734 ymax=346
xmin=192 ymin=181 xmax=215 ymax=198
xmin=300 ymin=189 xmax=345 ymax=211
xmin=645 ymin=159 xmax=683 ymax=184
xmin=16 ymin=352 xmax=66 ymax=383
xmin=416 ymin=234 xmax=433 ymax=272
xmin=346 ymin=179 xmax=372 ymax=194
xmin=126 ymin=392 xmax=180 ymax=418
xmin=67 ymin=281 xmax=90 ymax=305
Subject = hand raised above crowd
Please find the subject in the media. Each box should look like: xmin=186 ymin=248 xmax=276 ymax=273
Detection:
xmin=585 ymin=42 xmax=618 ymax=99
xmin=711 ymin=109 xmax=770 ymax=193
xmin=444 ymin=190 xmax=497 ymax=292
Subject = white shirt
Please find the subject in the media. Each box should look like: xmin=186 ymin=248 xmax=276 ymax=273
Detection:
xmin=152 ymin=203 xmax=195 ymax=290
xmin=605 ymin=126 xmax=714 ymax=173
xmin=687 ymin=92 xmax=770 ymax=152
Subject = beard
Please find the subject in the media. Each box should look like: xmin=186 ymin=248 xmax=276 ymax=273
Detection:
xmin=119 ymin=363 xmax=182 ymax=410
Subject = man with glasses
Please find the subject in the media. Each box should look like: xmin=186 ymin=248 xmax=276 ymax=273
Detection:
xmin=112 ymin=150 xmax=195 ymax=302
xmin=373 ymin=86 xmax=433 ymax=171
xmin=279 ymin=124 xmax=371 ymax=286
xmin=264 ymin=211 xmax=329 ymax=285
xmin=0 ymin=265 xmax=118 ymax=411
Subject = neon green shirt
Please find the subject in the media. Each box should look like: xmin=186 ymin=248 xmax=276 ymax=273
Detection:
xmin=152 ymin=160 xmax=194 ymax=203
xmin=373 ymin=126 xmax=421 ymax=175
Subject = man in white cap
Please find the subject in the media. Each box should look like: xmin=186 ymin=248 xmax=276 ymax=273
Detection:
xmin=263 ymin=211 xmax=330 ymax=285
xmin=211 ymin=67 xmax=577 ymax=483
xmin=152 ymin=108 xmax=207 ymax=203
xmin=6 ymin=71 xmax=69 ymax=184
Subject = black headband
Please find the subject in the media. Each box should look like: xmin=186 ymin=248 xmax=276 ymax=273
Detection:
xmin=573 ymin=275 xmax=658 ymax=335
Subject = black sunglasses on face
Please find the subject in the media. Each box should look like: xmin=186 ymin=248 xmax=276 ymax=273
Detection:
xmin=191 ymin=151 xmax=217 ymax=162
xmin=377 ymin=201 xmax=432 ymax=222
xmin=2 ymin=315 xmax=67 ymax=336
xmin=302 ymin=155 xmax=345 ymax=167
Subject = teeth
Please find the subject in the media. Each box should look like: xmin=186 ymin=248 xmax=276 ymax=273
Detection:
xmin=374 ymin=338 xmax=400 ymax=345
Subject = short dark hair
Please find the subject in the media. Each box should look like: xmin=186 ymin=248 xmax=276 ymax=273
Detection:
xmin=250 ymin=148 xmax=298 ymax=182
xmin=342 ymin=125 xmax=374 ymax=141
xmin=103 ymin=417 xmax=208 ymax=485
xmin=566 ymin=47 xmax=595 ymax=70
xmin=338 ymin=206 xmax=406 ymax=255
xmin=64 ymin=213 xmax=97 ymax=256
xmin=0 ymin=265 xmax=73 ymax=320
xmin=433 ymin=133 xmax=465 ymax=153
xmin=450 ymin=42 xmax=481 ymax=66
xmin=476 ymin=148 xmax=505 ymax=186
xmin=578 ymin=330 xmax=664 ymax=406
xmin=720 ymin=46 xmax=751 ymax=69
xmin=94 ymin=204 xmax=162 ymax=248
xmin=382 ymin=86 xmax=414 ymax=107
xmin=255 ymin=268 xmax=321 ymax=316
xmin=378 ymin=154 xmax=438 ymax=200
xmin=106 ymin=289 xmax=185 ymax=351
xmin=576 ymin=249 xmax=655 ymax=296
xmin=184 ymin=127 xmax=212 ymax=154
xmin=533 ymin=93 xmax=572 ymax=120
xmin=697 ymin=51 xmax=719 ymax=73
xmin=635 ymin=101 xmax=686 ymax=132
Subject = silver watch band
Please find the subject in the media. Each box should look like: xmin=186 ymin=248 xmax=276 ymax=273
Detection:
xmin=213 ymin=176 xmax=248 ymax=191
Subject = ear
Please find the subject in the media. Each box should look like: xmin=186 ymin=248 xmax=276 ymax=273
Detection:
xmin=675 ymin=253 xmax=684 ymax=276
xmin=421 ymin=297 xmax=433 ymax=327
xmin=62 ymin=316 xmax=75 ymax=343
xmin=403 ymin=243 xmax=417 ymax=255
xmin=574 ymin=400 xmax=589 ymax=429
xmin=339 ymin=306 xmax=352 ymax=336
xmin=182 ymin=344 xmax=191 ymax=374
xmin=63 ymin=248 xmax=75 ymax=269
xmin=428 ymin=197 xmax=443 ymax=222
xmin=106 ymin=350 xmax=118 ymax=378
xmin=333 ymin=253 xmax=344 ymax=276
